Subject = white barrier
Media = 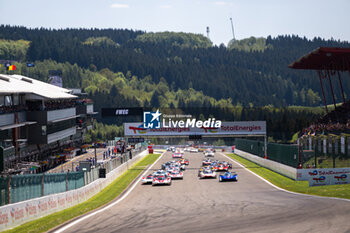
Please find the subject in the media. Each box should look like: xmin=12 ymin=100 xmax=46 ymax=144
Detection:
xmin=234 ymin=149 xmax=298 ymax=180
xmin=0 ymin=150 xmax=149 ymax=231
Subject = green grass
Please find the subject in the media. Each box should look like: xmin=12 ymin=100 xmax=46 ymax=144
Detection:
xmin=4 ymin=153 xmax=161 ymax=233
xmin=227 ymin=153 xmax=350 ymax=199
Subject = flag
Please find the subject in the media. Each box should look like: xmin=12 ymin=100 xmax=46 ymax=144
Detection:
xmin=26 ymin=62 xmax=35 ymax=67
xmin=0 ymin=64 xmax=1 ymax=68
xmin=8 ymin=65 xmax=16 ymax=71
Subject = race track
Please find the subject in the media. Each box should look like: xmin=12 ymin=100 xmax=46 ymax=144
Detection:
xmin=57 ymin=151 xmax=350 ymax=233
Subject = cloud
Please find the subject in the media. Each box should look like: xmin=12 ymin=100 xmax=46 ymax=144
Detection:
xmin=160 ymin=5 xmax=172 ymax=9
xmin=214 ymin=1 xmax=228 ymax=5
xmin=110 ymin=3 xmax=129 ymax=8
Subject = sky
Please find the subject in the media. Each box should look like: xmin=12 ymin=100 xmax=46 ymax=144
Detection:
xmin=0 ymin=0 xmax=349 ymax=45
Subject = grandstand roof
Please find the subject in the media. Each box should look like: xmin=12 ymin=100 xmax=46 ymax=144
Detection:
xmin=289 ymin=47 xmax=350 ymax=71
xmin=0 ymin=74 xmax=77 ymax=99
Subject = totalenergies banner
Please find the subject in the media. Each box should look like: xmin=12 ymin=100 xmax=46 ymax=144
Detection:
xmin=307 ymin=168 xmax=350 ymax=187
xmin=124 ymin=121 xmax=266 ymax=136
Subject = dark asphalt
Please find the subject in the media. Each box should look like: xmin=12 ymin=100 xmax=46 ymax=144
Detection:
xmin=59 ymin=151 xmax=350 ymax=233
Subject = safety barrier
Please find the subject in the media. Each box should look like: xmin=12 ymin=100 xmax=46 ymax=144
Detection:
xmin=0 ymin=149 xmax=149 ymax=231
xmin=234 ymin=149 xmax=297 ymax=180
xmin=0 ymin=147 xmax=146 ymax=207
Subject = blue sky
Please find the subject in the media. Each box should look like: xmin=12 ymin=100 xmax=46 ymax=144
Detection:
xmin=0 ymin=0 xmax=349 ymax=45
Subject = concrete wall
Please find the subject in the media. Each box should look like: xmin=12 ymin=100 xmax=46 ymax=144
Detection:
xmin=234 ymin=149 xmax=297 ymax=180
xmin=0 ymin=150 xmax=149 ymax=231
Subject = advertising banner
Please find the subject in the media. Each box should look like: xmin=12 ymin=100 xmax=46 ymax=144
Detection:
xmin=302 ymin=168 xmax=350 ymax=186
xmin=124 ymin=121 xmax=266 ymax=136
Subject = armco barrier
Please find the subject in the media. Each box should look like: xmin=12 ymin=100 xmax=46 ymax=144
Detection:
xmin=234 ymin=149 xmax=298 ymax=180
xmin=0 ymin=149 xmax=149 ymax=231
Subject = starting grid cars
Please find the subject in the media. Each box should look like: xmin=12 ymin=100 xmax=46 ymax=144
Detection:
xmin=141 ymin=149 xmax=238 ymax=186
xmin=142 ymin=152 xmax=189 ymax=186
xmin=199 ymin=157 xmax=237 ymax=182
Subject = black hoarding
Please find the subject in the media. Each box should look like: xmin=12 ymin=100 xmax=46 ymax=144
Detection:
xmin=101 ymin=107 xmax=143 ymax=117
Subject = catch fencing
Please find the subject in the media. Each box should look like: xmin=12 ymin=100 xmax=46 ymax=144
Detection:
xmin=235 ymin=138 xmax=298 ymax=168
xmin=299 ymin=135 xmax=350 ymax=168
xmin=0 ymin=146 xmax=146 ymax=206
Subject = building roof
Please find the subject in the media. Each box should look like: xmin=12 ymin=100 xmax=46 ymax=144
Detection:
xmin=289 ymin=47 xmax=350 ymax=71
xmin=0 ymin=74 xmax=77 ymax=99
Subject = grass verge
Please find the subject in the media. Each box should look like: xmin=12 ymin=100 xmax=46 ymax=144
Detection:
xmin=5 ymin=153 xmax=161 ymax=233
xmin=227 ymin=153 xmax=350 ymax=200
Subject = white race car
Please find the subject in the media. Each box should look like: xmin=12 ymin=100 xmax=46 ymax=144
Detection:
xmin=172 ymin=152 xmax=183 ymax=158
xmin=141 ymin=174 xmax=154 ymax=184
xmin=167 ymin=171 xmax=184 ymax=179
xmin=152 ymin=175 xmax=172 ymax=186
xmin=190 ymin=148 xmax=199 ymax=153
xmin=204 ymin=151 xmax=215 ymax=157
xmin=199 ymin=169 xmax=217 ymax=179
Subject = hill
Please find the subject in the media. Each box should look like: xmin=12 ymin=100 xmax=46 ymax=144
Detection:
xmin=1 ymin=25 xmax=350 ymax=107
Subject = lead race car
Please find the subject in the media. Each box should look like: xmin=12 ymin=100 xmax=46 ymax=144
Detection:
xmin=219 ymin=172 xmax=238 ymax=182
xmin=152 ymin=175 xmax=172 ymax=186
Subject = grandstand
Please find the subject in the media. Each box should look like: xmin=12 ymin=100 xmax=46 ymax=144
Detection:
xmin=290 ymin=47 xmax=350 ymax=135
xmin=290 ymin=47 xmax=350 ymax=168
xmin=0 ymin=74 xmax=96 ymax=174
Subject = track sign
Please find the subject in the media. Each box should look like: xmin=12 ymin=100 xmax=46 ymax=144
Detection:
xmin=99 ymin=168 xmax=106 ymax=178
xmin=128 ymin=138 xmax=145 ymax=143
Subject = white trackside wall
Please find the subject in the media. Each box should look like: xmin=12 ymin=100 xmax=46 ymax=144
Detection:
xmin=235 ymin=149 xmax=350 ymax=186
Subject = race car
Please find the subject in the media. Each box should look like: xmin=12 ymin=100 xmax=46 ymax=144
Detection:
xmin=199 ymin=169 xmax=217 ymax=179
xmin=178 ymin=158 xmax=189 ymax=165
xmin=219 ymin=172 xmax=238 ymax=182
xmin=152 ymin=175 xmax=172 ymax=186
xmin=172 ymin=152 xmax=183 ymax=158
xmin=202 ymin=159 xmax=214 ymax=166
xmin=152 ymin=170 xmax=167 ymax=177
xmin=190 ymin=148 xmax=198 ymax=153
xmin=220 ymin=161 xmax=232 ymax=169
xmin=141 ymin=174 xmax=154 ymax=184
xmin=204 ymin=150 xmax=215 ymax=157
xmin=213 ymin=163 xmax=229 ymax=172
xmin=198 ymin=166 xmax=215 ymax=176
xmin=167 ymin=171 xmax=184 ymax=179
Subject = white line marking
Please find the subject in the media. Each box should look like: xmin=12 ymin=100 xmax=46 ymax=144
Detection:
xmin=219 ymin=152 xmax=350 ymax=202
xmin=54 ymin=151 xmax=166 ymax=233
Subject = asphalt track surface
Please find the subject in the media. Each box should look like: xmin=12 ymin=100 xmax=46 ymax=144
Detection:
xmin=59 ymin=151 xmax=350 ymax=233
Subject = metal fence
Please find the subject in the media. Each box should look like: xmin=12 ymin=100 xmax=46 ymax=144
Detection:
xmin=1 ymin=172 xmax=85 ymax=205
xmin=0 ymin=147 xmax=146 ymax=206
xmin=235 ymin=138 xmax=298 ymax=168
xmin=235 ymin=136 xmax=350 ymax=169
xmin=299 ymin=135 xmax=350 ymax=168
